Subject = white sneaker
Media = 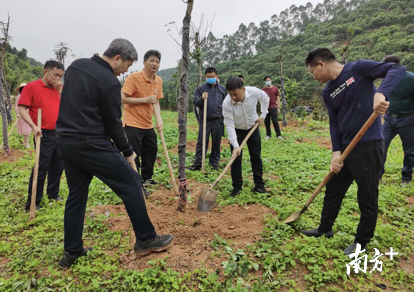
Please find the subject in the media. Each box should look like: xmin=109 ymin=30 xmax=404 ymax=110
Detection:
xmin=264 ymin=136 xmax=271 ymax=140
xmin=277 ymin=136 xmax=284 ymax=140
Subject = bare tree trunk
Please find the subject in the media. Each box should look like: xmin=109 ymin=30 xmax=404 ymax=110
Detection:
xmin=0 ymin=67 xmax=9 ymax=154
xmin=193 ymin=32 xmax=202 ymax=124
xmin=279 ymin=42 xmax=287 ymax=127
xmin=177 ymin=0 xmax=194 ymax=211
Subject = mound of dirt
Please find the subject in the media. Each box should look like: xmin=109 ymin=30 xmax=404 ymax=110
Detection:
xmin=92 ymin=181 xmax=276 ymax=274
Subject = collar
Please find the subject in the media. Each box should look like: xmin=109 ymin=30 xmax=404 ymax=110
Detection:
xmin=39 ymin=78 xmax=55 ymax=90
xmin=92 ymin=55 xmax=114 ymax=74
xmin=141 ymin=69 xmax=158 ymax=83
xmin=40 ymin=78 xmax=49 ymax=88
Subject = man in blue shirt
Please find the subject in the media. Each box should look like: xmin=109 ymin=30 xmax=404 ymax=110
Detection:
xmin=189 ymin=67 xmax=226 ymax=171
xmin=380 ymin=55 xmax=414 ymax=184
xmin=301 ymin=48 xmax=405 ymax=255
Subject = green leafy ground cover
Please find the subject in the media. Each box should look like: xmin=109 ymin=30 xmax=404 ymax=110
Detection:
xmin=0 ymin=111 xmax=413 ymax=291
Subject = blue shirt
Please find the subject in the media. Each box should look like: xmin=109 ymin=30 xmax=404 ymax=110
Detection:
xmin=323 ymin=60 xmax=405 ymax=151
xmin=193 ymin=83 xmax=226 ymax=120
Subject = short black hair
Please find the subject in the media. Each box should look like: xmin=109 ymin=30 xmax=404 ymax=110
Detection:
xmin=237 ymin=75 xmax=244 ymax=79
xmin=226 ymin=77 xmax=244 ymax=91
xmin=144 ymin=50 xmax=161 ymax=62
xmin=19 ymin=87 xmax=24 ymax=94
xmin=305 ymin=48 xmax=336 ymax=67
xmin=382 ymin=55 xmax=401 ymax=64
xmin=264 ymin=75 xmax=272 ymax=81
xmin=205 ymin=67 xmax=217 ymax=75
xmin=44 ymin=60 xmax=64 ymax=71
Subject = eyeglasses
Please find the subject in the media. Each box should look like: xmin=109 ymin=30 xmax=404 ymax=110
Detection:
xmin=309 ymin=64 xmax=321 ymax=77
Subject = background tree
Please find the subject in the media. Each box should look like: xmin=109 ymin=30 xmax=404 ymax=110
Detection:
xmin=177 ymin=0 xmax=194 ymax=212
xmin=0 ymin=14 xmax=12 ymax=155
xmin=53 ymin=42 xmax=71 ymax=66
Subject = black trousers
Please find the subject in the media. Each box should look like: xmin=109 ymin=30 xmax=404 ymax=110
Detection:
xmin=319 ymin=140 xmax=384 ymax=245
xmin=124 ymin=126 xmax=158 ymax=182
xmin=265 ymin=108 xmax=281 ymax=137
xmin=26 ymin=130 xmax=64 ymax=209
xmin=230 ymin=127 xmax=265 ymax=190
xmin=193 ymin=118 xmax=223 ymax=167
xmin=59 ymin=140 xmax=156 ymax=255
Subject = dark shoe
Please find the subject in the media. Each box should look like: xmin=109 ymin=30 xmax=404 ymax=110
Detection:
xmin=344 ymin=243 xmax=367 ymax=256
xmin=49 ymin=195 xmax=64 ymax=201
xmin=59 ymin=247 xmax=93 ymax=269
xmin=401 ymin=179 xmax=411 ymax=185
xmin=25 ymin=205 xmax=41 ymax=213
xmin=143 ymin=178 xmax=158 ymax=186
xmin=134 ymin=234 xmax=173 ymax=256
xmin=188 ymin=165 xmax=201 ymax=171
xmin=253 ymin=186 xmax=267 ymax=194
xmin=301 ymin=227 xmax=334 ymax=238
xmin=142 ymin=187 xmax=150 ymax=199
xmin=210 ymin=165 xmax=219 ymax=171
xmin=229 ymin=188 xmax=241 ymax=197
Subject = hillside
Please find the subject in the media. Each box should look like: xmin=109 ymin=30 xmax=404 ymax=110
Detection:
xmin=3 ymin=44 xmax=44 ymax=93
xmin=158 ymin=0 xmax=414 ymax=111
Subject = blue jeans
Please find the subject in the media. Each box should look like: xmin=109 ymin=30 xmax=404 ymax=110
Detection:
xmin=381 ymin=113 xmax=414 ymax=181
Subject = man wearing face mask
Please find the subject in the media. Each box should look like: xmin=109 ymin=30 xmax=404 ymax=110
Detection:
xmin=18 ymin=60 xmax=65 ymax=212
xmin=262 ymin=76 xmax=282 ymax=140
xmin=189 ymin=67 xmax=226 ymax=171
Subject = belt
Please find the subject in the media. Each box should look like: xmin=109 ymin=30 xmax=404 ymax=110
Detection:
xmin=391 ymin=112 xmax=414 ymax=119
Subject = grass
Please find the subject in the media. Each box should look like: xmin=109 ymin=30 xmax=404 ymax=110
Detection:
xmin=0 ymin=111 xmax=413 ymax=291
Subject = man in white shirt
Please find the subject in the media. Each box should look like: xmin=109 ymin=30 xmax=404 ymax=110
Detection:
xmin=223 ymin=77 xmax=270 ymax=197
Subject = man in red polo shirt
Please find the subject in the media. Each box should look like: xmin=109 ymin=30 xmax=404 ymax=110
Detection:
xmin=18 ymin=60 xmax=65 ymax=212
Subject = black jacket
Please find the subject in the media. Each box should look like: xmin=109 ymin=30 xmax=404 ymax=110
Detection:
xmin=56 ymin=55 xmax=133 ymax=157
xmin=193 ymin=83 xmax=226 ymax=120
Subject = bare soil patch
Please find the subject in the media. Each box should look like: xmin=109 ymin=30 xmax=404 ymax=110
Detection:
xmin=92 ymin=181 xmax=276 ymax=274
xmin=408 ymin=196 xmax=414 ymax=205
xmin=0 ymin=150 xmax=25 ymax=164
xmin=170 ymin=139 xmax=230 ymax=155
xmin=297 ymin=137 xmax=332 ymax=150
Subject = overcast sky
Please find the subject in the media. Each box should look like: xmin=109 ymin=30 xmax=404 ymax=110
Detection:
xmin=3 ymin=0 xmax=322 ymax=73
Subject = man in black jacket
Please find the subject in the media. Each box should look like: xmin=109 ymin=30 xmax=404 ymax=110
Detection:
xmin=189 ymin=67 xmax=226 ymax=171
xmin=56 ymin=38 xmax=173 ymax=269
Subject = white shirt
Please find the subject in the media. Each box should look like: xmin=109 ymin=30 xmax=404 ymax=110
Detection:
xmin=222 ymin=86 xmax=269 ymax=148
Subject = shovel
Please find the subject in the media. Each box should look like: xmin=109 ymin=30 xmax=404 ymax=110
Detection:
xmin=197 ymin=122 xmax=259 ymax=213
xmin=29 ymin=110 xmax=42 ymax=221
xmin=282 ymin=111 xmax=380 ymax=224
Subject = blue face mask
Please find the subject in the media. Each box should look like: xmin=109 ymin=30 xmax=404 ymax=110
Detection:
xmin=265 ymin=81 xmax=272 ymax=86
xmin=207 ymin=78 xmax=216 ymax=85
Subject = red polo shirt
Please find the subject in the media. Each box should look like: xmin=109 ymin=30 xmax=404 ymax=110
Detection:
xmin=18 ymin=79 xmax=61 ymax=130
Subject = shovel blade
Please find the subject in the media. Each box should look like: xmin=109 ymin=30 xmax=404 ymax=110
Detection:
xmin=282 ymin=210 xmax=302 ymax=224
xmin=197 ymin=188 xmax=218 ymax=213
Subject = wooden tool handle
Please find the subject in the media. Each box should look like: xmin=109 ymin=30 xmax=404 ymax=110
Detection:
xmin=152 ymin=104 xmax=179 ymax=195
xmin=202 ymin=98 xmax=207 ymax=174
xmin=211 ymin=122 xmax=259 ymax=190
xmin=29 ymin=110 xmax=42 ymax=221
xmin=302 ymin=111 xmax=380 ymax=210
